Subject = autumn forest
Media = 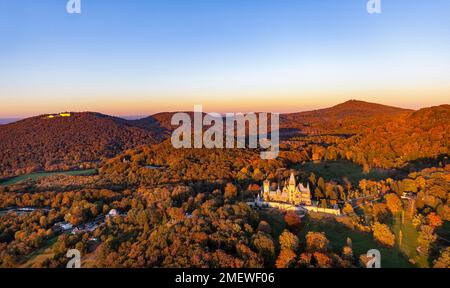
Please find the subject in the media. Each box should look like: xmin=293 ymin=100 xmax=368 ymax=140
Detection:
xmin=0 ymin=100 xmax=448 ymax=268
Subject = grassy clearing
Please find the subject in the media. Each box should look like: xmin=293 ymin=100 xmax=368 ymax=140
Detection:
xmin=297 ymin=160 xmax=389 ymax=184
xmin=0 ymin=169 xmax=95 ymax=186
xmin=298 ymin=215 xmax=414 ymax=268
xmin=20 ymin=237 xmax=58 ymax=268
xmin=389 ymin=215 xmax=428 ymax=268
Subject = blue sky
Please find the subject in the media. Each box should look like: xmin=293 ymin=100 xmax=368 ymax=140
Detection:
xmin=0 ymin=0 xmax=449 ymax=117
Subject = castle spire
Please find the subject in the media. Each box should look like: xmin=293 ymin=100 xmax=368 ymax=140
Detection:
xmin=263 ymin=179 xmax=270 ymax=193
xmin=289 ymin=172 xmax=296 ymax=186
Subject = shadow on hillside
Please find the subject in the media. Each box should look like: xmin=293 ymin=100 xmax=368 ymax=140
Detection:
xmin=401 ymin=154 xmax=449 ymax=173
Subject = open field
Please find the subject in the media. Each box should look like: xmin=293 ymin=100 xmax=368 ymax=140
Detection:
xmin=0 ymin=169 xmax=96 ymax=186
xmin=299 ymin=216 xmax=414 ymax=268
xmin=20 ymin=237 xmax=58 ymax=268
xmin=297 ymin=160 xmax=390 ymax=183
xmin=389 ymin=215 xmax=429 ymax=267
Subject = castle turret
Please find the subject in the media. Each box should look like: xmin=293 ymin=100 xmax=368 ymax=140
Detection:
xmin=289 ymin=172 xmax=296 ymax=186
xmin=288 ymin=172 xmax=296 ymax=203
xmin=299 ymin=182 xmax=311 ymax=194
xmin=263 ymin=179 xmax=270 ymax=193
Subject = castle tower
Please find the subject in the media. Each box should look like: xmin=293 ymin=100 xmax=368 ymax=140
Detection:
xmin=263 ymin=179 xmax=270 ymax=193
xmin=288 ymin=172 xmax=296 ymax=203
xmin=299 ymin=182 xmax=311 ymax=194
xmin=289 ymin=172 xmax=296 ymax=187
xmin=298 ymin=182 xmax=312 ymax=205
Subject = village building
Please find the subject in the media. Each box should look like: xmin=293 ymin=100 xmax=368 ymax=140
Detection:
xmin=108 ymin=209 xmax=119 ymax=217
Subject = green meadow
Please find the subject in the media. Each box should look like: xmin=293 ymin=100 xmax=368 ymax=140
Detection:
xmin=300 ymin=217 xmax=415 ymax=268
xmin=0 ymin=169 xmax=96 ymax=186
xmin=297 ymin=160 xmax=390 ymax=183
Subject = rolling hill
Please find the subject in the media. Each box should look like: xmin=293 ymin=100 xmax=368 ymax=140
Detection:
xmin=280 ymin=100 xmax=412 ymax=134
xmin=136 ymin=100 xmax=411 ymax=136
xmin=0 ymin=112 xmax=168 ymax=177
xmin=0 ymin=100 xmax=437 ymax=178
xmin=337 ymin=104 xmax=450 ymax=169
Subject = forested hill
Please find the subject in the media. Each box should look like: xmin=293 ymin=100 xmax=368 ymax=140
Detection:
xmin=99 ymin=105 xmax=450 ymax=185
xmin=0 ymin=101 xmax=445 ymax=178
xmin=133 ymin=100 xmax=412 ymax=137
xmin=0 ymin=112 xmax=168 ymax=177
xmin=280 ymin=100 xmax=412 ymax=134
xmin=308 ymin=99 xmax=411 ymax=119
xmin=334 ymin=104 xmax=450 ymax=169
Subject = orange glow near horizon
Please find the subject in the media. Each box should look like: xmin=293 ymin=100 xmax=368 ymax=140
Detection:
xmin=2 ymin=1 xmax=450 ymax=119
xmin=2 ymin=86 xmax=449 ymax=118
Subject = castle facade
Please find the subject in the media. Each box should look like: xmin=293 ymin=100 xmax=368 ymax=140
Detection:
xmin=261 ymin=172 xmax=312 ymax=206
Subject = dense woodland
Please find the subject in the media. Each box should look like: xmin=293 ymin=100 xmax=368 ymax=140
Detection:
xmin=0 ymin=112 xmax=168 ymax=178
xmin=0 ymin=164 xmax=448 ymax=268
xmin=0 ymin=101 xmax=448 ymax=268
xmin=1 ymin=101 xmax=446 ymax=179
xmin=0 ymin=100 xmax=414 ymax=178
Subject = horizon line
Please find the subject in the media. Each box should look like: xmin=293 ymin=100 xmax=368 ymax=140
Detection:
xmin=2 ymin=99 xmax=449 ymax=123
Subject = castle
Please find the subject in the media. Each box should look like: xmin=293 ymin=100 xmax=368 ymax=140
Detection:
xmin=46 ymin=113 xmax=71 ymax=119
xmin=261 ymin=172 xmax=312 ymax=206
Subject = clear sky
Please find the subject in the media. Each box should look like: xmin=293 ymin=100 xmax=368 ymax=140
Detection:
xmin=1 ymin=0 xmax=449 ymax=117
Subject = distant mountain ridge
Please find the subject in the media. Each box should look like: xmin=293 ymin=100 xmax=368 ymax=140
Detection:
xmin=321 ymin=100 xmax=409 ymax=117
xmin=0 ymin=100 xmax=444 ymax=178
xmin=278 ymin=100 xmax=412 ymax=135
xmin=0 ymin=118 xmax=22 ymax=125
xmin=133 ymin=100 xmax=411 ymax=133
